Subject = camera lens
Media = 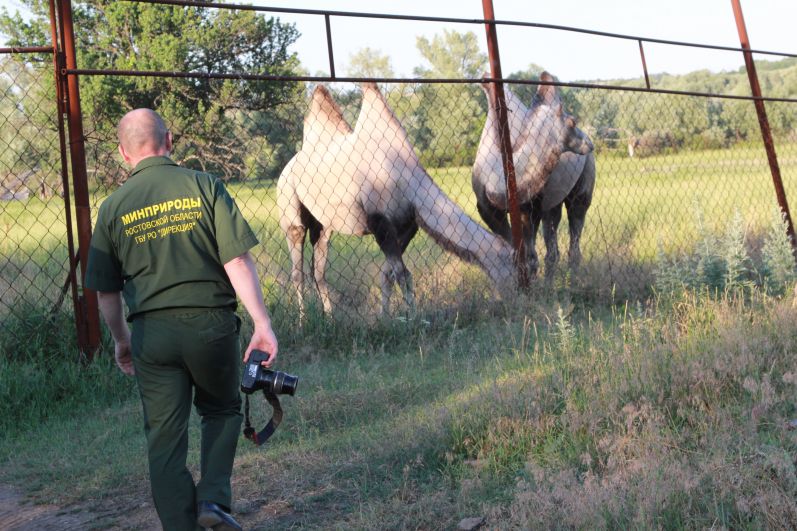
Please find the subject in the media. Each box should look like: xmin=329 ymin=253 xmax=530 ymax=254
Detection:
xmin=273 ymin=371 xmax=299 ymax=396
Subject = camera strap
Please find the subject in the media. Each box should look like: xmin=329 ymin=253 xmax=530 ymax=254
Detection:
xmin=243 ymin=391 xmax=283 ymax=446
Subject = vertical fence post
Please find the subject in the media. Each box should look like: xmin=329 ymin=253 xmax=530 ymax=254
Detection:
xmin=49 ymin=0 xmax=84 ymax=349
xmin=324 ymin=14 xmax=336 ymax=79
xmin=57 ymin=0 xmax=101 ymax=357
xmin=731 ymin=0 xmax=797 ymax=263
xmin=481 ymin=0 xmax=529 ymax=288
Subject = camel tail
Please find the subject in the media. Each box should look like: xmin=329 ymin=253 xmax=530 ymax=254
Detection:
xmin=410 ymin=172 xmax=515 ymax=286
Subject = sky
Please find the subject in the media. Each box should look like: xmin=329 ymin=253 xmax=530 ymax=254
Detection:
xmin=2 ymin=0 xmax=795 ymax=82
xmin=243 ymin=0 xmax=796 ymax=81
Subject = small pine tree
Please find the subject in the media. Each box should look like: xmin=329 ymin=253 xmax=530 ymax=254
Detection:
xmin=654 ymin=242 xmax=687 ymax=293
xmin=554 ymin=306 xmax=575 ymax=353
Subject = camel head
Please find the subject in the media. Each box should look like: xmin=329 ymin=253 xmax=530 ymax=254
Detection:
xmin=484 ymin=237 xmax=518 ymax=291
xmin=513 ymin=72 xmax=593 ymax=196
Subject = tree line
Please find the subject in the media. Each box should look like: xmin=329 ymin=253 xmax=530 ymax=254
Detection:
xmin=1 ymin=1 xmax=796 ymax=197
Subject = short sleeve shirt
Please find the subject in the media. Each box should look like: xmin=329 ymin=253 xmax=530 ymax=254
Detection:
xmin=85 ymin=156 xmax=259 ymax=320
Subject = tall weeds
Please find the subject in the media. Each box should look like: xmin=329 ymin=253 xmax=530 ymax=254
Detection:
xmin=655 ymin=205 xmax=796 ymax=295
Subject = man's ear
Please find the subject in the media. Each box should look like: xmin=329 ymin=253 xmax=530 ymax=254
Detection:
xmin=164 ymin=131 xmax=173 ymax=153
xmin=118 ymin=144 xmax=132 ymax=165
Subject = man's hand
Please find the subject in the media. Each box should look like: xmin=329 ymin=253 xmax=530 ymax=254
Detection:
xmin=243 ymin=321 xmax=278 ymax=367
xmin=97 ymin=291 xmax=134 ymax=376
xmin=114 ymin=339 xmax=135 ymax=376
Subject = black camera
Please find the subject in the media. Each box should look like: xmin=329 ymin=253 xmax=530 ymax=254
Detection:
xmin=241 ymin=349 xmax=299 ymax=396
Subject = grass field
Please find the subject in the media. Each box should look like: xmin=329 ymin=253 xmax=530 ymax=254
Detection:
xmin=2 ymin=143 xmax=797 ymax=528
xmin=3 ymin=141 xmax=795 ymax=321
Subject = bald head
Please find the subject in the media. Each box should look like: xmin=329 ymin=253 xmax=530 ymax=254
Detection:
xmin=117 ymin=109 xmax=171 ymax=167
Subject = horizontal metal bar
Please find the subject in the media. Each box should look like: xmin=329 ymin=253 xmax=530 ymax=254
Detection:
xmin=63 ymin=68 xmax=797 ymax=103
xmin=0 ymin=46 xmax=53 ymax=54
xmin=125 ymin=0 xmax=796 ymax=60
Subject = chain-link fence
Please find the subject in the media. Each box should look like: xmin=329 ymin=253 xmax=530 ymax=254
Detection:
xmin=1 ymin=4 xmax=796 ymax=348
xmin=77 ymin=79 xmax=797 ymax=316
xmin=0 ymin=50 xmax=79 ymax=352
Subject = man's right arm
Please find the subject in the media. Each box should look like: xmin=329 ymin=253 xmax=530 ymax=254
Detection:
xmin=223 ymin=251 xmax=278 ymax=367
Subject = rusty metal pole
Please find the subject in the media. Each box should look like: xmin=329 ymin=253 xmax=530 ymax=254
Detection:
xmin=481 ymin=0 xmax=529 ymax=288
xmin=731 ymin=0 xmax=797 ymax=262
xmin=57 ymin=0 xmax=101 ymax=357
xmin=48 ymin=0 xmax=83 ymax=344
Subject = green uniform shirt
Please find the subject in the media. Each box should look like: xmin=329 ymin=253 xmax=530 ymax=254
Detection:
xmin=85 ymin=156 xmax=258 ymax=321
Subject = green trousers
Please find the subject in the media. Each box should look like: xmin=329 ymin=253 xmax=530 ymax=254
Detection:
xmin=131 ymin=308 xmax=243 ymax=531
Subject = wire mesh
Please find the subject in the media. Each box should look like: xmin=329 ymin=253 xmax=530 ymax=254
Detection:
xmin=0 ymin=51 xmax=74 ymax=351
xmin=76 ymin=79 xmax=797 ymax=319
xmin=1 ymin=32 xmax=796 ymax=344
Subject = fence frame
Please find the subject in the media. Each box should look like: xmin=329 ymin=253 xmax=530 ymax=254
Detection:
xmin=3 ymin=0 xmax=795 ymax=354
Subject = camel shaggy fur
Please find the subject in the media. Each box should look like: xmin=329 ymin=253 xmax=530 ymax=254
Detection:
xmin=473 ymin=72 xmax=596 ymax=280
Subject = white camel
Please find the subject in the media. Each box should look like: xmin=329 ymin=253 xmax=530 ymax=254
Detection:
xmin=472 ymin=72 xmax=596 ymax=280
xmin=277 ymin=82 xmax=517 ymax=316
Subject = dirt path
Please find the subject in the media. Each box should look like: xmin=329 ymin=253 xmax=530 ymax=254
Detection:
xmin=0 ymin=485 xmax=157 ymax=530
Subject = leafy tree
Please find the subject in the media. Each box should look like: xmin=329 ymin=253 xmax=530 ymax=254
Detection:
xmin=411 ymin=30 xmax=487 ymax=167
xmin=346 ymin=47 xmax=394 ymax=79
xmin=1 ymin=1 xmax=306 ymax=184
xmin=414 ymin=30 xmax=485 ymax=79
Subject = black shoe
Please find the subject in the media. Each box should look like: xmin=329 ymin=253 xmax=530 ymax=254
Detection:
xmin=197 ymin=501 xmax=243 ymax=531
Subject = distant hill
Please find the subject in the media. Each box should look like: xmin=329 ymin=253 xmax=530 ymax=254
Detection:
xmin=506 ymin=57 xmax=797 ymax=156
xmin=589 ymin=57 xmax=797 ymax=99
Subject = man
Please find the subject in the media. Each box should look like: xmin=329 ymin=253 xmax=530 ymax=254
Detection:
xmin=85 ymin=108 xmax=278 ymax=531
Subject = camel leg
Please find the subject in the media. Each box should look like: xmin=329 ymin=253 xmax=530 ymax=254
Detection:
xmin=397 ymin=218 xmax=419 ymax=310
xmin=565 ymin=153 xmax=595 ymax=272
xmin=285 ymin=224 xmax=307 ymax=317
xmin=295 ymin=204 xmax=326 ymax=314
xmin=527 ymin=203 xmax=542 ymax=278
xmin=565 ymin=200 xmax=588 ymax=271
xmin=367 ymin=213 xmax=414 ymax=315
xmin=310 ymin=225 xmax=333 ymax=314
xmin=476 ymin=200 xmax=512 ymax=243
xmin=542 ymin=203 xmax=563 ymax=283
xmin=398 ymin=220 xmax=419 ymax=254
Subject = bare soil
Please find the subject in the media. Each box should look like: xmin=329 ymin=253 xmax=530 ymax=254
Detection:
xmin=0 ymin=485 xmax=158 ymax=530
xmin=0 ymin=485 xmax=311 ymax=530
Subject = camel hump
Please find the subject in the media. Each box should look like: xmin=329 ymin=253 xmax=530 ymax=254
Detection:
xmin=357 ymin=81 xmax=402 ymax=131
xmin=535 ymin=71 xmax=559 ymax=106
xmin=305 ymin=85 xmax=352 ymax=143
xmin=361 ymin=81 xmax=379 ymax=93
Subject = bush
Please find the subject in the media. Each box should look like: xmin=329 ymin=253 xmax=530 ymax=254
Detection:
xmin=630 ymin=129 xmax=680 ymax=158
xmin=655 ymin=206 xmax=796 ymax=295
